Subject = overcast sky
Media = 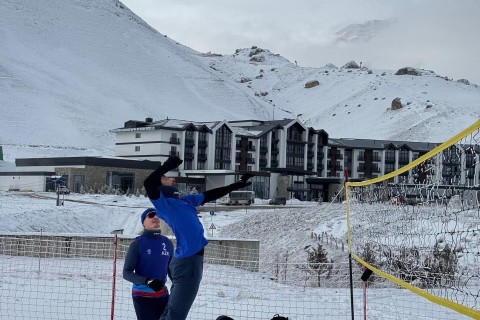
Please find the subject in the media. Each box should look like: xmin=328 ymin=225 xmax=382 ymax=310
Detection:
xmin=122 ymin=0 xmax=480 ymax=84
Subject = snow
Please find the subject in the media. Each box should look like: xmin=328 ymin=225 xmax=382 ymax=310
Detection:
xmin=0 ymin=191 xmax=473 ymax=319
xmin=0 ymin=0 xmax=479 ymax=165
xmin=0 ymin=1 xmax=478 ymax=317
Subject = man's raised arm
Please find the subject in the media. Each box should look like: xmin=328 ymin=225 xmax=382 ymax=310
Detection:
xmin=144 ymin=156 xmax=183 ymax=200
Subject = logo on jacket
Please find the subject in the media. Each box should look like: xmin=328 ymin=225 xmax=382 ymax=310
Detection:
xmin=161 ymin=243 xmax=170 ymax=256
xmin=147 ymin=249 xmax=152 ymax=255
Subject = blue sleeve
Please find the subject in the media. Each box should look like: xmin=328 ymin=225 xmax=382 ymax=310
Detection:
xmin=122 ymin=238 xmax=146 ymax=285
xmin=181 ymin=194 xmax=205 ymax=207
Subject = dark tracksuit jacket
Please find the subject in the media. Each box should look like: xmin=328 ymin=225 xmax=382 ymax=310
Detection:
xmin=123 ymin=230 xmax=174 ymax=320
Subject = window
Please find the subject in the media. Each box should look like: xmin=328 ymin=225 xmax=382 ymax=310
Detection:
xmin=170 ymin=146 xmax=178 ymax=157
xmin=385 ymin=149 xmax=395 ymax=163
xmin=106 ymin=172 xmax=134 ymax=193
xmin=288 ymin=126 xmax=303 ymax=141
xmin=385 ymin=163 xmax=395 ymax=174
xmin=185 ymin=130 xmax=195 ymax=145
xmin=135 ymin=146 xmax=140 ymax=152
xmin=214 ymin=125 xmax=232 ymax=169
xmin=399 ymin=148 xmax=409 ymax=164
xmin=135 ymin=133 xmax=141 ymax=139
xmin=73 ymin=175 xmax=85 ymax=193
xmin=184 ymin=160 xmax=193 ymax=170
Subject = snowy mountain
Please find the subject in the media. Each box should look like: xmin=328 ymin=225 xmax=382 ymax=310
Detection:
xmin=1 ymin=0 xmax=479 ymax=164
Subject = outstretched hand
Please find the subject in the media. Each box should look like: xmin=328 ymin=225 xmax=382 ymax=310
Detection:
xmin=162 ymin=156 xmax=183 ymax=171
xmin=234 ymin=173 xmax=253 ymax=188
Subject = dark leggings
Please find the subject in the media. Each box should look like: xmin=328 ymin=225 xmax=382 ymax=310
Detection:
xmin=133 ymin=295 xmax=169 ymax=320
xmin=161 ymin=254 xmax=204 ymax=320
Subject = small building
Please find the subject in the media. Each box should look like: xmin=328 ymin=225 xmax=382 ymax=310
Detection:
xmin=0 ymin=157 xmax=161 ymax=193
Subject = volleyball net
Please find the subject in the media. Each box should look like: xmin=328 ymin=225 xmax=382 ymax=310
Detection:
xmin=345 ymin=120 xmax=480 ymax=319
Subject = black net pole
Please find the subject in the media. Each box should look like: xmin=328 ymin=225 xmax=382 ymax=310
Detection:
xmin=349 ymin=252 xmax=355 ymax=320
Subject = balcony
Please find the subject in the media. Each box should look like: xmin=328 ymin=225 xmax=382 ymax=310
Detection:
xmin=271 ymin=160 xmax=279 ymax=167
xmin=260 ymin=146 xmax=268 ymax=153
xmin=287 ymin=138 xmax=307 ymax=144
xmin=385 ymin=157 xmax=395 ymax=164
xmin=328 ymin=152 xmax=343 ymax=160
xmin=184 ymin=152 xmax=194 ymax=160
xmin=198 ymin=140 xmax=208 ymax=148
xmin=216 ymin=142 xmax=231 ymax=148
xmin=198 ymin=154 xmax=207 ymax=161
xmin=357 ymin=166 xmax=365 ymax=173
xmin=185 ymin=138 xmax=195 ymax=146
xmin=271 ymin=147 xmax=279 ymax=154
xmin=467 ymin=168 xmax=475 ymax=178
xmin=169 ymin=137 xmax=180 ymax=144
xmin=215 ymin=156 xmax=231 ymax=162
xmin=247 ymin=158 xmax=255 ymax=164
xmin=443 ymin=157 xmax=460 ymax=166
xmin=260 ymin=159 xmax=267 ymax=167
xmin=398 ymin=157 xmax=409 ymax=165
xmin=169 ymin=151 xmax=179 ymax=157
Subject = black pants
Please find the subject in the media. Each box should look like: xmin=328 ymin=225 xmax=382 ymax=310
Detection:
xmin=133 ymin=295 xmax=169 ymax=320
xmin=161 ymin=254 xmax=204 ymax=320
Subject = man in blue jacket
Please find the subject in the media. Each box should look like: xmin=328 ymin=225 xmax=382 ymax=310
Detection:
xmin=123 ymin=208 xmax=174 ymax=320
xmin=144 ymin=156 xmax=253 ymax=320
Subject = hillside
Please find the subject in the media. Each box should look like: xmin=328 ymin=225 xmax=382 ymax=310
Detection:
xmin=202 ymin=48 xmax=479 ymax=142
xmin=1 ymin=0 xmax=479 ymax=164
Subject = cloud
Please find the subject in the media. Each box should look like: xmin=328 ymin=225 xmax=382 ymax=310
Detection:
xmin=122 ymin=0 xmax=480 ymax=84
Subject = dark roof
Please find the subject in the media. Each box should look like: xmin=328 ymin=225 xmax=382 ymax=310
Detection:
xmin=264 ymin=167 xmax=317 ymax=175
xmin=234 ymin=119 xmax=296 ymax=138
xmin=0 ymin=171 xmax=55 ymax=176
xmin=15 ymin=157 xmax=161 ymax=169
xmin=328 ymin=138 xmax=439 ymax=152
xmin=112 ymin=118 xmax=220 ymax=133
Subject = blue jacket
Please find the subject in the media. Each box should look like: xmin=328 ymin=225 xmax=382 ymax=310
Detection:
xmin=150 ymin=193 xmax=208 ymax=258
xmin=123 ymin=230 xmax=173 ymax=297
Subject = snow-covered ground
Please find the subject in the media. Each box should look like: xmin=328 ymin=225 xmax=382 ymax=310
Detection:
xmin=0 ymin=191 xmax=474 ymax=319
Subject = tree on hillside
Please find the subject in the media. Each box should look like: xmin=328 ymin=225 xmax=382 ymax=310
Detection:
xmin=304 ymin=243 xmax=332 ymax=287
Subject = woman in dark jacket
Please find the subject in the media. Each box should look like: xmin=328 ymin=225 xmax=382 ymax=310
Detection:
xmin=123 ymin=208 xmax=174 ymax=320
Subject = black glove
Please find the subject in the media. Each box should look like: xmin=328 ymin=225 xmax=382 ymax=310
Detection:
xmin=145 ymin=278 xmax=164 ymax=292
xmin=162 ymin=156 xmax=183 ymax=171
xmin=240 ymin=173 xmax=254 ymax=183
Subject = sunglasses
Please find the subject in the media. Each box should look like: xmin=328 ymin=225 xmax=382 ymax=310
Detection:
xmin=146 ymin=211 xmax=157 ymax=219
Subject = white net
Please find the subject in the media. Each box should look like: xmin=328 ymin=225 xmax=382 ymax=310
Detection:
xmin=346 ymin=120 xmax=480 ymax=319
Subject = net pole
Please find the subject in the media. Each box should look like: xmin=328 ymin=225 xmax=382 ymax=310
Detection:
xmin=345 ymin=168 xmax=355 ymax=320
xmin=362 ymin=266 xmax=367 ymax=320
xmin=349 ymin=253 xmax=355 ymax=320
xmin=110 ymin=235 xmax=118 ymax=320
